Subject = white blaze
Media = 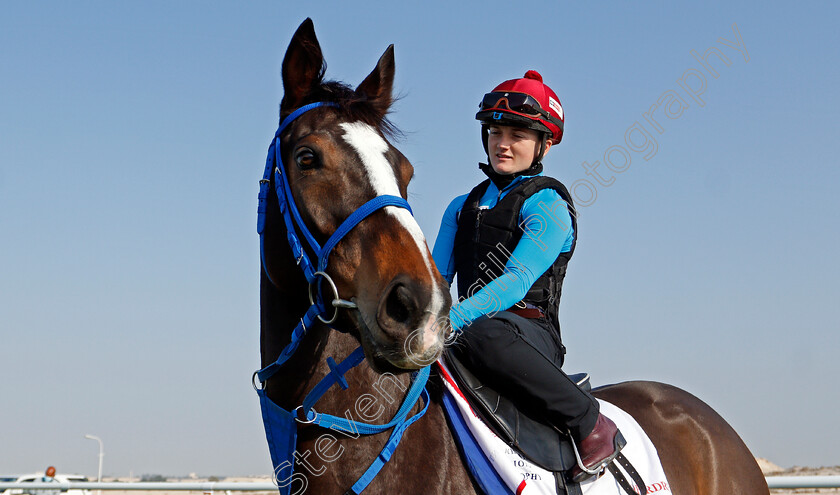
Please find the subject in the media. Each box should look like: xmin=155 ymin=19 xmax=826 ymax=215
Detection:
xmin=340 ymin=122 xmax=445 ymax=339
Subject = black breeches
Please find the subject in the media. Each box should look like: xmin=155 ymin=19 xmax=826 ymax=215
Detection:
xmin=450 ymin=311 xmax=599 ymax=442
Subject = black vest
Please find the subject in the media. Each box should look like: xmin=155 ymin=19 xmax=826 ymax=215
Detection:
xmin=453 ymin=176 xmax=577 ymax=333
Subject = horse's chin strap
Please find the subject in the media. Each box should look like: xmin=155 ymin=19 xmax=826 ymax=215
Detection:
xmin=255 ymin=101 xmax=430 ymax=495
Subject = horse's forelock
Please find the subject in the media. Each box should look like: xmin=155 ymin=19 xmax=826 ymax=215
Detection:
xmin=290 ymin=80 xmax=402 ymax=140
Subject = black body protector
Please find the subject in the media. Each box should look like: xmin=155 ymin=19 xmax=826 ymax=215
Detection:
xmin=453 ymin=176 xmax=577 ymax=337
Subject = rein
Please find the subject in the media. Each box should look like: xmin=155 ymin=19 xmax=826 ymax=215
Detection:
xmin=254 ymin=102 xmax=431 ymax=495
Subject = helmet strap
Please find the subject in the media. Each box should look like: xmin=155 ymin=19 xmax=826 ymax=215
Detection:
xmin=534 ymin=134 xmax=547 ymax=164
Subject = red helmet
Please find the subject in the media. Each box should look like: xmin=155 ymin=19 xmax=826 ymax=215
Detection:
xmin=475 ymin=70 xmax=564 ymax=144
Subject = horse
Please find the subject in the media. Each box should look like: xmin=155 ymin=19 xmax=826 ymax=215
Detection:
xmin=257 ymin=18 xmax=770 ymax=495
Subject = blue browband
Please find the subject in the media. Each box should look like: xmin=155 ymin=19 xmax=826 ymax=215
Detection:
xmin=255 ymin=102 xmax=430 ymax=495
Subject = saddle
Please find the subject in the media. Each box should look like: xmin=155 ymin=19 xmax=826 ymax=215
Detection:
xmin=443 ymin=349 xmax=591 ymax=492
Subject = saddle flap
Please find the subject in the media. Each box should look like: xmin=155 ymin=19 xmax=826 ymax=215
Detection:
xmin=443 ymin=349 xmax=589 ymax=473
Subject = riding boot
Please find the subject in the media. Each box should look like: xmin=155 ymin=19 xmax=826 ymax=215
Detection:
xmin=570 ymin=413 xmax=626 ymax=482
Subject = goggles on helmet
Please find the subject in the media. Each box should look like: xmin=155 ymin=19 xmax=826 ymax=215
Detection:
xmin=479 ymin=92 xmax=564 ymax=129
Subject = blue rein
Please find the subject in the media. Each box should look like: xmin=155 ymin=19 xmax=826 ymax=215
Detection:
xmin=255 ymin=102 xmax=430 ymax=495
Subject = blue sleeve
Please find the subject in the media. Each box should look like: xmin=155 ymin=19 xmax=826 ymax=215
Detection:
xmin=450 ymin=188 xmax=574 ymax=331
xmin=432 ymin=194 xmax=469 ymax=285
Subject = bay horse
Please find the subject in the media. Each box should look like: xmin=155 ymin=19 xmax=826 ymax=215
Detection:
xmin=258 ymin=18 xmax=770 ymax=495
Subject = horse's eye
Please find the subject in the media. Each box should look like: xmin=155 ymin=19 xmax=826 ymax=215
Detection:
xmin=294 ymin=148 xmax=319 ymax=169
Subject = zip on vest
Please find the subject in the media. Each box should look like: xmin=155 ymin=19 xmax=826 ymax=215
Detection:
xmin=473 ymin=206 xmax=488 ymax=292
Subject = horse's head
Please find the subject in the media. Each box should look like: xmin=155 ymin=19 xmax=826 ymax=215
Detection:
xmin=262 ymin=19 xmax=451 ymax=372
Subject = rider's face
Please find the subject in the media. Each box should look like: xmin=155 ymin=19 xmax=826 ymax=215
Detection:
xmin=487 ymin=125 xmax=550 ymax=175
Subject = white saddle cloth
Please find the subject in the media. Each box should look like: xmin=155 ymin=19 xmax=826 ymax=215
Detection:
xmin=438 ymin=360 xmax=673 ymax=495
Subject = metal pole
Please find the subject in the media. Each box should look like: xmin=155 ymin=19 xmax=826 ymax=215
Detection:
xmin=4 ymin=479 xmax=840 ymax=491
xmin=84 ymin=434 xmax=104 ymax=495
xmin=766 ymin=475 xmax=840 ymax=488
xmin=0 ymin=482 xmax=279 ymax=491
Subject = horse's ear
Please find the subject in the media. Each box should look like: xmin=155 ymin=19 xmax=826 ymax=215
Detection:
xmin=281 ymin=18 xmax=325 ymax=113
xmin=355 ymin=44 xmax=395 ymax=119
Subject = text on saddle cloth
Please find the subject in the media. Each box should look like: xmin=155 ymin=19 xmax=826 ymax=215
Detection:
xmin=438 ymin=359 xmax=672 ymax=495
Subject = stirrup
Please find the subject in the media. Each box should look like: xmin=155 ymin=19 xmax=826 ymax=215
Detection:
xmin=569 ymin=430 xmax=627 ymax=483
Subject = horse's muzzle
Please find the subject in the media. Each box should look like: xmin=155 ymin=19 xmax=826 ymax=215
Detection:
xmin=374 ymin=274 xmax=449 ymax=367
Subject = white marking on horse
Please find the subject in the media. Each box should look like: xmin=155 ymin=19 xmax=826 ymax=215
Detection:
xmin=340 ymin=122 xmax=445 ymax=345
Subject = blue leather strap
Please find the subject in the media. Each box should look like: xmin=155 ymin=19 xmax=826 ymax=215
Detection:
xmin=257 ymin=364 xmax=431 ymax=495
xmin=328 ymin=357 xmax=351 ymax=391
xmin=301 ymin=346 xmax=367 ymax=415
xmin=275 ymin=102 xmax=333 ymax=138
xmin=318 ymin=195 xmax=413 ymax=272
xmin=350 ymin=386 xmax=431 ymax=493
xmin=275 ymin=142 xmax=323 ymax=271
xmin=258 ymin=102 xmax=339 ymax=285
xmin=305 ymin=359 xmax=431 ymax=494
xmin=311 ymin=365 xmax=430 ymax=435
xmin=256 ymin=302 xmax=325 ymax=383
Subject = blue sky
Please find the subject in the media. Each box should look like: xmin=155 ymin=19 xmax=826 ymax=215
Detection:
xmin=2 ymin=1 xmax=838 ymax=477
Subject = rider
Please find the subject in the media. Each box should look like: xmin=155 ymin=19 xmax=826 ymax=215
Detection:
xmin=432 ymin=70 xmax=624 ymax=481
xmin=36 ymin=466 xmax=60 ymax=495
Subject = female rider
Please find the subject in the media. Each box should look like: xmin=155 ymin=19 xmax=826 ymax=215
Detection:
xmin=432 ymin=70 xmax=624 ymax=481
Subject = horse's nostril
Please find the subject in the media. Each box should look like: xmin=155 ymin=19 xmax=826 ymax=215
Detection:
xmin=384 ymin=283 xmax=415 ymax=325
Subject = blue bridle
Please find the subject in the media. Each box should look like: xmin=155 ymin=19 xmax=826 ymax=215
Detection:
xmin=254 ymin=102 xmax=431 ymax=495
xmin=257 ymin=101 xmax=413 ymax=289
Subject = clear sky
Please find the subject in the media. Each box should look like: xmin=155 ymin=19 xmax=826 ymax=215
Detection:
xmin=2 ymin=0 xmax=838 ymax=478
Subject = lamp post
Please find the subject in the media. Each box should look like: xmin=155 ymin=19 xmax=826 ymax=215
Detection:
xmin=83 ymin=434 xmax=104 ymax=488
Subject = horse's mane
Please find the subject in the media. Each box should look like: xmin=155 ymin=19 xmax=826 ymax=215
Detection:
xmin=283 ymin=67 xmax=402 ymax=140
